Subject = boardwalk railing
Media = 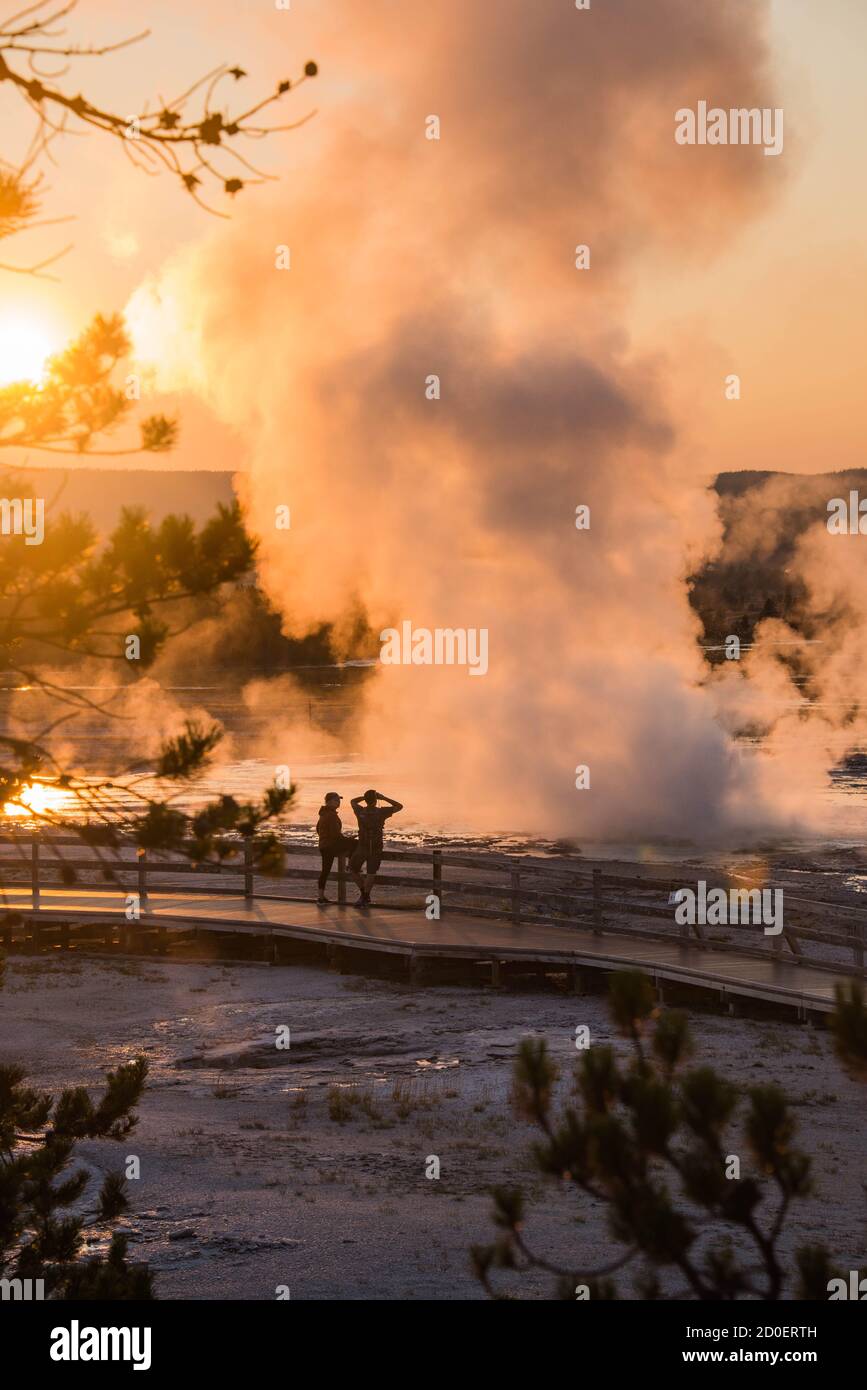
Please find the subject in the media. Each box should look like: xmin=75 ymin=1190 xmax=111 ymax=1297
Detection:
xmin=0 ymin=832 xmax=864 ymax=977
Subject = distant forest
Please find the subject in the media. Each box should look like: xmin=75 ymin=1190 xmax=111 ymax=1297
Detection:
xmin=11 ymin=464 xmax=863 ymax=684
xmin=1 ymin=467 xmax=380 ymax=686
xmin=689 ymin=469 xmax=867 ymax=662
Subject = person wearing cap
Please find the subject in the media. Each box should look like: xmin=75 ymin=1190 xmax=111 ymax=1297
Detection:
xmin=316 ymin=792 xmax=361 ymax=903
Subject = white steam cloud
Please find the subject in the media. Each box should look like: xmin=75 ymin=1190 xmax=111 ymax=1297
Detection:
xmin=127 ymin=0 xmax=799 ymax=842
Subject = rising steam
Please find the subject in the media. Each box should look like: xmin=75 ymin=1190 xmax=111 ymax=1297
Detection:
xmin=126 ymin=0 xmax=805 ymax=842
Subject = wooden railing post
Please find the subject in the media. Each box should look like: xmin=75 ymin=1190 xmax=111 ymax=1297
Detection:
xmin=432 ymin=849 xmax=443 ymax=918
xmin=31 ymin=836 xmax=40 ymax=911
xmin=673 ymin=880 xmax=690 ymax=942
xmin=137 ymin=847 xmax=148 ymax=905
xmin=337 ymin=852 xmax=347 ymax=905
xmin=244 ymin=837 xmax=254 ymax=902
xmin=592 ymin=867 xmax=603 ymax=936
xmin=511 ymin=866 xmax=521 ymax=925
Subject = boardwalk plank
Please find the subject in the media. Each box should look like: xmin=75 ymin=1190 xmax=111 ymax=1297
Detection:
xmin=0 ymin=886 xmax=854 ymax=1014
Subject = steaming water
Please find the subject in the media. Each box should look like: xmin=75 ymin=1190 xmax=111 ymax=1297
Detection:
xmin=156 ymin=752 xmax=867 ymax=863
xmin=7 ymin=682 xmax=867 ymax=864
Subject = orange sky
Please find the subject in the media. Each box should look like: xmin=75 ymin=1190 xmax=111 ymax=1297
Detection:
xmin=630 ymin=0 xmax=867 ymax=479
xmin=1 ymin=0 xmax=864 ymax=479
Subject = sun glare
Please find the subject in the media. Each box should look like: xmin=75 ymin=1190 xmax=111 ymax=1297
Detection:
xmin=3 ymin=781 xmax=72 ymax=819
xmin=0 ymin=317 xmax=56 ymax=387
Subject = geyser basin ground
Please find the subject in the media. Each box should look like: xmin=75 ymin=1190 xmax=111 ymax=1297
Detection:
xmin=0 ymin=954 xmax=862 ymax=1300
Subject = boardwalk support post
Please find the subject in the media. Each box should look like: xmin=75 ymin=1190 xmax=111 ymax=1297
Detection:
xmin=432 ymin=850 xmax=443 ymax=918
xmin=592 ymin=868 xmax=603 ymax=936
xmin=137 ymin=848 xmax=148 ymax=906
xmin=337 ymin=852 xmax=347 ymax=905
xmin=244 ymin=837 xmax=254 ymax=902
xmin=31 ymin=837 xmax=40 ymax=912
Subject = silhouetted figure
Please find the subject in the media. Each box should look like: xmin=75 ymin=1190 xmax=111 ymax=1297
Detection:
xmin=349 ymin=789 xmax=403 ymax=905
xmin=316 ymin=792 xmax=361 ymax=903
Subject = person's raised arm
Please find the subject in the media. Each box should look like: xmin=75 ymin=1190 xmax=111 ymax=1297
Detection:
xmin=377 ymin=793 xmax=403 ymax=813
xmin=350 ymin=795 xmax=365 ymax=812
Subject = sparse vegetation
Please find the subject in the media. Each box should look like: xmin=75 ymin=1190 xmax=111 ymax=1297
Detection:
xmin=327 ymin=1087 xmax=353 ymax=1124
xmin=473 ymin=970 xmax=867 ymax=1301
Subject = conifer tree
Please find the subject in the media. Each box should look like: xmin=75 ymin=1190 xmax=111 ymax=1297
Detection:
xmin=0 ymin=1000 xmax=153 ymax=1300
xmin=473 ymin=970 xmax=866 ymax=1300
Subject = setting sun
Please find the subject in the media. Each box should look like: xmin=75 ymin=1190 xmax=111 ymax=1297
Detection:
xmin=3 ymin=780 xmax=72 ymax=818
xmin=0 ymin=316 xmax=56 ymax=387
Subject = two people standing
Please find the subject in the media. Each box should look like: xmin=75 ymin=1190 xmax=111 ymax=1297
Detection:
xmin=316 ymin=788 xmax=403 ymax=907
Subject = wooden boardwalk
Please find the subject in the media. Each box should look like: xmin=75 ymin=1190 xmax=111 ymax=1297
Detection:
xmin=0 ymin=886 xmax=855 ymax=1018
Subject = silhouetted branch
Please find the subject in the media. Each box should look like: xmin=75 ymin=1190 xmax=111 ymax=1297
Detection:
xmin=0 ymin=3 xmax=317 ymax=268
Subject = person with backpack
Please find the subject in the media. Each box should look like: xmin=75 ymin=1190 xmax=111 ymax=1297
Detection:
xmin=316 ymin=792 xmax=361 ymax=903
